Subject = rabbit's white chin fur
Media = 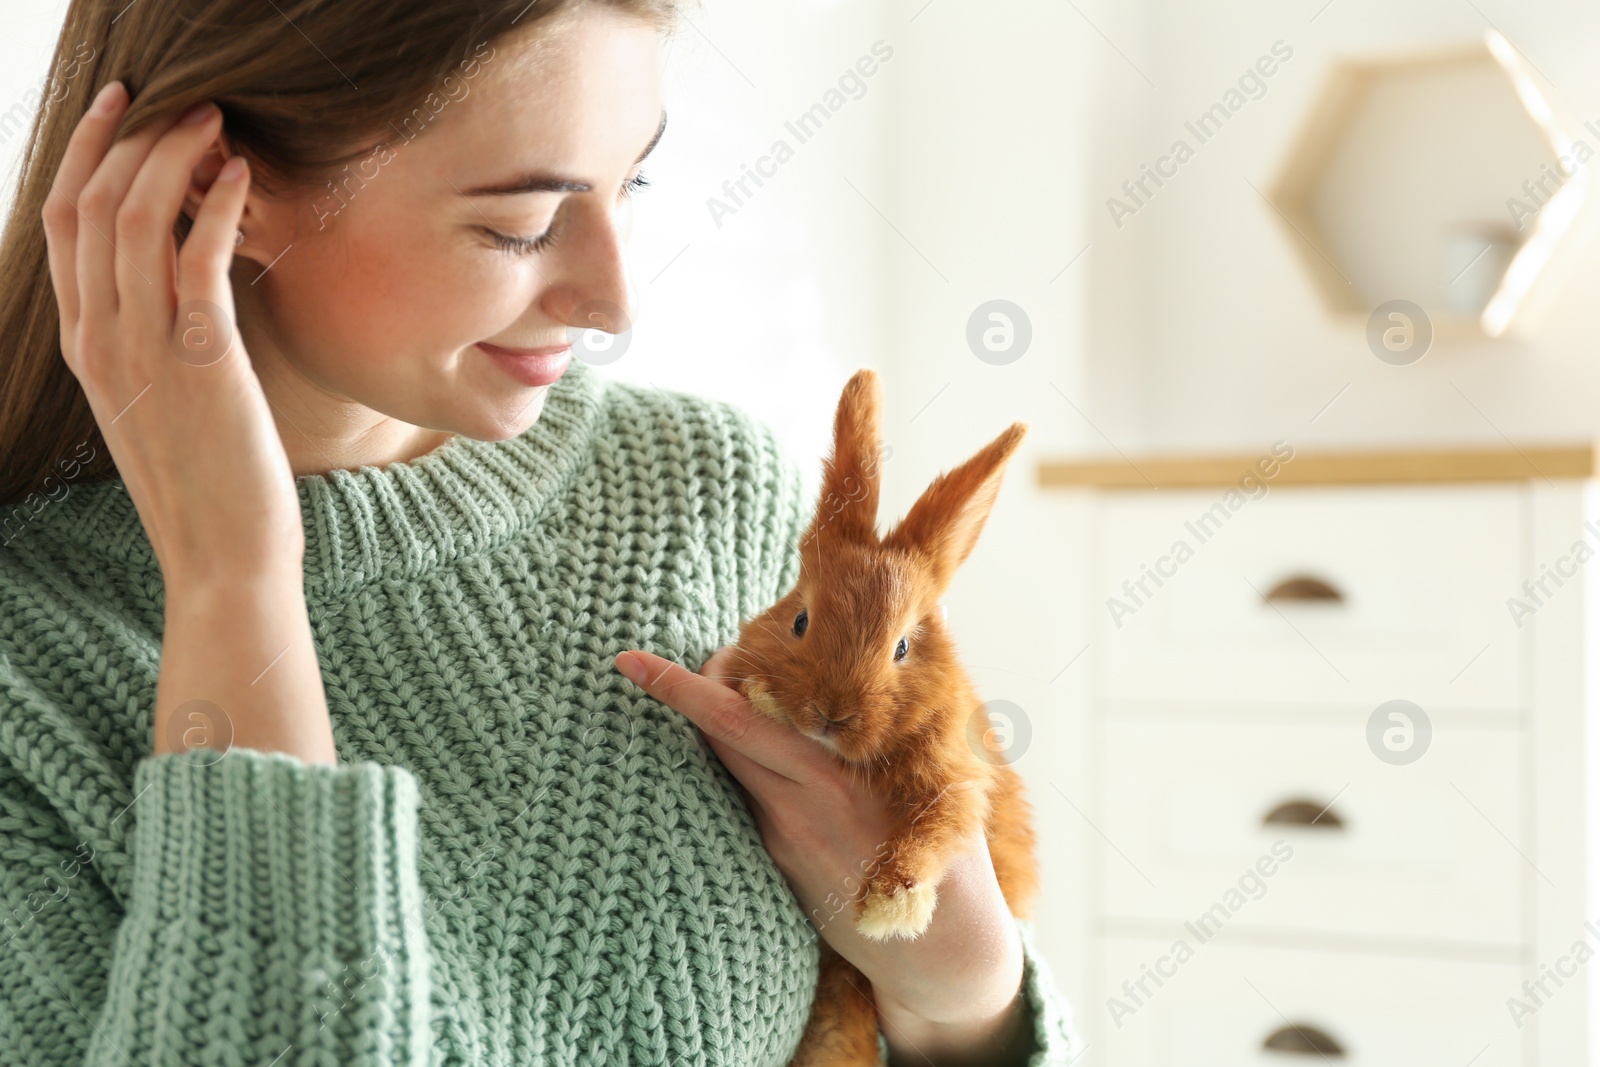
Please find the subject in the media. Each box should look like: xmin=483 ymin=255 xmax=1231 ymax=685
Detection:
xmin=741 ymin=679 xmax=788 ymax=724
xmin=856 ymin=881 xmax=938 ymax=942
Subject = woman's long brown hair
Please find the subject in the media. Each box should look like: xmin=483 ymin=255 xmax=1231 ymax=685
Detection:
xmin=0 ymin=0 xmax=681 ymax=510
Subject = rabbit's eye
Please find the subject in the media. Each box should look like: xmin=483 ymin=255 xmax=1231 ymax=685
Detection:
xmin=793 ymin=609 xmax=808 ymax=637
xmin=894 ymin=636 xmax=909 ymax=662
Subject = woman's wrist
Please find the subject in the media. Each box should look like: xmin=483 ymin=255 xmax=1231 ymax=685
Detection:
xmin=858 ymin=839 xmax=1026 ymax=1023
xmin=876 ymin=958 xmax=1033 ymax=1067
xmin=160 ymin=549 xmax=306 ymax=598
xmin=156 ymin=563 xmax=335 ymax=766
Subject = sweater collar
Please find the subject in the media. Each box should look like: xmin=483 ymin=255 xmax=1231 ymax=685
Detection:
xmin=32 ymin=355 xmax=607 ymax=597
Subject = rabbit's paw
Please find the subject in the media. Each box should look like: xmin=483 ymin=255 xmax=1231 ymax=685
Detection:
xmin=855 ymin=877 xmax=938 ymax=942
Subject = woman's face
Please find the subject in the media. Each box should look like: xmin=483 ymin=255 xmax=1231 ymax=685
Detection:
xmin=221 ymin=6 xmax=664 ymax=451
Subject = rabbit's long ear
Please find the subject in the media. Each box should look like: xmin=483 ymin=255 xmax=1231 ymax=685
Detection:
xmin=804 ymin=369 xmax=885 ymax=549
xmin=882 ymin=422 xmax=1027 ymax=590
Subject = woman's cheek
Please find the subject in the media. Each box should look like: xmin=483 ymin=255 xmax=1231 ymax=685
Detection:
xmin=456 ymin=264 xmax=553 ymax=335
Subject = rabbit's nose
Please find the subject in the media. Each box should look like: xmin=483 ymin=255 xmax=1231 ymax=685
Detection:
xmin=818 ymin=704 xmax=856 ymax=725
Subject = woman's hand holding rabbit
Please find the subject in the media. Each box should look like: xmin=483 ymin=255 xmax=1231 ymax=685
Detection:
xmin=614 ymin=645 xmax=1032 ymax=1060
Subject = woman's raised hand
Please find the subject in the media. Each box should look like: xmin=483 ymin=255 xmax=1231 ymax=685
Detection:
xmin=43 ymin=81 xmax=336 ymax=766
xmin=40 ymin=80 xmax=300 ymax=589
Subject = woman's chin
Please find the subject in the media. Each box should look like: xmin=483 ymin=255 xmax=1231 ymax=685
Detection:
xmin=458 ymin=388 xmax=553 ymax=441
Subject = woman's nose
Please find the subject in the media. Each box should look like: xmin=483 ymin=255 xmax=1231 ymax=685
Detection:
xmin=544 ymin=206 xmax=634 ymax=341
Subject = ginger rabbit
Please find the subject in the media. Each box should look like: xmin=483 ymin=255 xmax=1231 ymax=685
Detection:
xmin=724 ymin=368 xmax=1040 ymax=1066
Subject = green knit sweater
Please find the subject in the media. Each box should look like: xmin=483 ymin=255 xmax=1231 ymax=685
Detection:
xmin=0 ymin=354 xmax=1081 ymax=1066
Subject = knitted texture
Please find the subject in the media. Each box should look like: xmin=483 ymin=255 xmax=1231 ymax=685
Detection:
xmin=0 ymin=354 xmax=1082 ymax=1066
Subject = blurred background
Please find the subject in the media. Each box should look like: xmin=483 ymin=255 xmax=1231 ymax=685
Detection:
xmin=10 ymin=0 xmax=1600 ymax=1062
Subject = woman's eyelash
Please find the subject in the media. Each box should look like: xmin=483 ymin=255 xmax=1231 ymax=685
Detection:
xmin=487 ymin=170 xmax=652 ymax=258
xmin=488 ymin=228 xmax=557 ymax=257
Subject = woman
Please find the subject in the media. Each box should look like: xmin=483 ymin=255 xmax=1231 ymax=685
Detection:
xmin=0 ymin=0 xmax=1080 ymax=1063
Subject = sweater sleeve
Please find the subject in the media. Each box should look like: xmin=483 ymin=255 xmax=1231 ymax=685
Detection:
xmin=1009 ymin=917 xmax=1088 ymax=1064
xmin=0 ymin=745 xmax=433 ymax=1065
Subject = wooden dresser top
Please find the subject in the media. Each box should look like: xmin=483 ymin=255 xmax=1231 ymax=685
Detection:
xmin=1038 ymin=442 xmax=1599 ymax=489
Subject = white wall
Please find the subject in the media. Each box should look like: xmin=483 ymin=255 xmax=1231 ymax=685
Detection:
xmin=1087 ymin=0 xmax=1600 ymax=452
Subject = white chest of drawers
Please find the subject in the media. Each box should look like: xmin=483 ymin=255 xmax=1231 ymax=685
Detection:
xmin=1040 ymin=445 xmax=1600 ymax=1066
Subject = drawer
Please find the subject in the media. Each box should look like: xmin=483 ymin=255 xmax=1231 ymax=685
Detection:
xmin=1097 ymin=484 xmax=1525 ymax=711
xmin=1097 ymin=935 xmax=1526 ymax=1065
xmin=1099 ymin=718 xmax=1524 ymax=946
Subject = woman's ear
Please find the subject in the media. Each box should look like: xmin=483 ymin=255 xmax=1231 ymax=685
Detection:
xmin=180 ymin=130 xmax=235 ymax=223
xmin=179 ymin=131 xmax=263 ymax=259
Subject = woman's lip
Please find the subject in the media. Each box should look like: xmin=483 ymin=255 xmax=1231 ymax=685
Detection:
xmin=477 ymin=342 xmax=572 ymax=387
xmin=478 ymin=341 xmax=571 ymax=358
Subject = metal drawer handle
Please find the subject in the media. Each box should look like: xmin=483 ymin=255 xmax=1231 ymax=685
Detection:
xmin=1263 ymin=575 xmax=1344 ymax=604
xmin=1263 ymin=1023 xmax=1346 ymax=1056
xmin=1262 ymin=798 xmax=1343 ymax=829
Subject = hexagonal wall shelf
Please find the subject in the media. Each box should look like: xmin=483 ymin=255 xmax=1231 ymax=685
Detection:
xmin=1269 ymin=30 xmax=1588 ymax=338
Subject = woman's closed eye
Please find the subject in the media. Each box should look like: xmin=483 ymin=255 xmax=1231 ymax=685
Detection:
xmin=483 ymin=171 xmax=652 ymax=258
xmin=484 ymin=226 xmax=558 ymax=257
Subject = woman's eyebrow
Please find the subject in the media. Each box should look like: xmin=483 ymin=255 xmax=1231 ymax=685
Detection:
xmin=459 ymin=109 xmax=668 ymax=197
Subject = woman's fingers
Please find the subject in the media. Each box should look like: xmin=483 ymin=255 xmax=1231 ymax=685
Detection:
xmin=699 ymin=645 xmax=742 ymax=690
xmin=73 ymin=107 xmax=177 ymax=331
xmin=117 ymin=103 xmax=226 ymax=331
xmin=177 ymin=152 xmax=249 ymax=317
xmin=41 ymin=81 xmax=127 ymax=341
xmin=702 ymin=729 xmax=791 ymax=811
xmin=616 ymin=649 xmax=815 ymax=783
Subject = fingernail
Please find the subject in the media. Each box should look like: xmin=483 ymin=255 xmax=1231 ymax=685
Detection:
xmin=179 ymin=101 xmax=216 ymax=125
xmin=616 ymin=652 xmax=644 ymax=684
xmin=219 ymin=156 xmax=247 ymax=181
xmin=89 ymin=81 xmax=121 ymax=116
